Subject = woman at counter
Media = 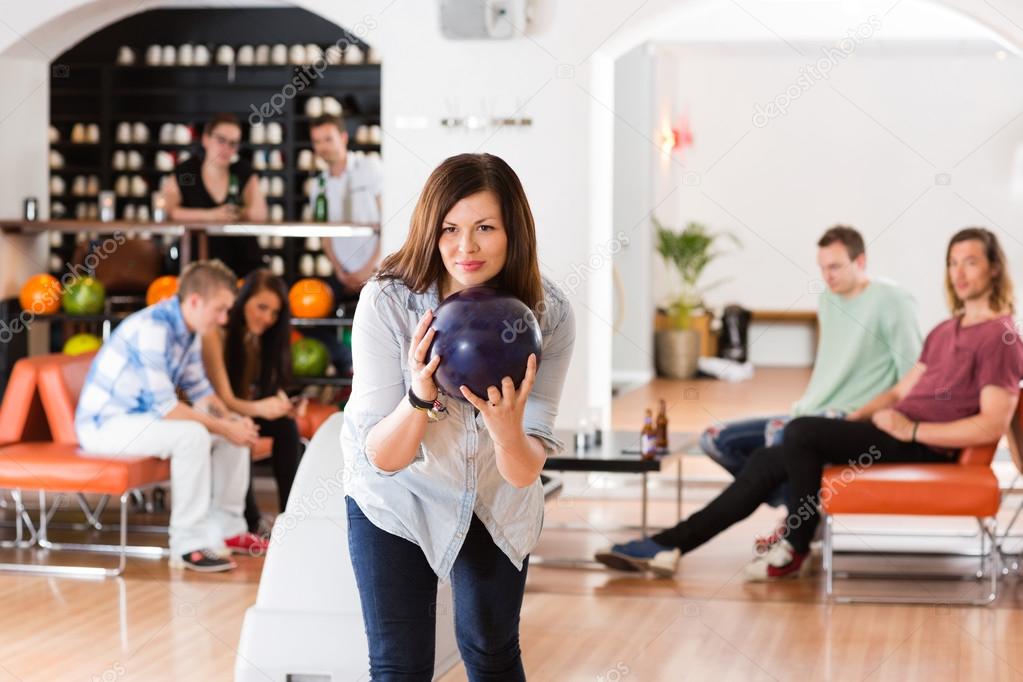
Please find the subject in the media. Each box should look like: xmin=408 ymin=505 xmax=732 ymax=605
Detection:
xmin=161 ymin=112 xmax=268 ymax=277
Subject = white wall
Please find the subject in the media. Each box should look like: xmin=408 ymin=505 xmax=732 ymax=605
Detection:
xmin=0 ymin=57 xmax=50 ymax=297
xmin=611 ymin=44 xmax=654 ymax=385
xmin=647 ymin=41 xmax=1023 ymax=364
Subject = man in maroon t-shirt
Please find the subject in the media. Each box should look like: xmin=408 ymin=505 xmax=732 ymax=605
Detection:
xmin=597 ymin=227 xmax=1023 ymax=581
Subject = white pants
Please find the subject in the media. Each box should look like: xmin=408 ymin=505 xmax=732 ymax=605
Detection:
xmin=78 ymin=415 xmax=249 ymax=557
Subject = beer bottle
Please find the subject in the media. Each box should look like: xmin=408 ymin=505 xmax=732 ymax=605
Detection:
xmin=226 ymin=173 xmax=241 ymax=206
xmin=641 ymin=409 xmax=657 ymax=460
xmin=656 ymin=399 xmax=668 ymax=449
xmin=313 ymin=175 xmax=328 ymax=222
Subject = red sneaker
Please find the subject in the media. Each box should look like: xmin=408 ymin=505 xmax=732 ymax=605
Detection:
xmin=224 ymin=532 xmax=270 ymax=556
xmin=743 ymin=540 xmax=810 ymax=581
xmin=753 ymin=518 xmax=788 ymax=555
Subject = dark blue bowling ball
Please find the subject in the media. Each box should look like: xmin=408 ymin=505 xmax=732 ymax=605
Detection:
xmin=426 ymin=286 xmax=543 ymax=403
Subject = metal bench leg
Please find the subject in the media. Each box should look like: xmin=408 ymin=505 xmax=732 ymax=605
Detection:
xmin=75 ymin=493 xmax=109 ymax=530
xmin=827 ymin=515 xmax=999 ymax=606
xmin=0 ymin=489 xmax=38 ymax=548
xmin=824 ymin=514 xmax=834 ymax=598
xmin=0 ymin=491 xmax=129 ymax=578
xmin=37 ymin=490 xmax=168 ymax=558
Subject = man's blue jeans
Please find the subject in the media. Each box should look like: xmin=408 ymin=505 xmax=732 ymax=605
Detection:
xmin=699 ymin=415 xmax=792 ymax=508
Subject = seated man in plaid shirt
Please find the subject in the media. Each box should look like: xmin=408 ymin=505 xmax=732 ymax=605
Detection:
xmin=75 ymin=260 xmax=267 ymax=572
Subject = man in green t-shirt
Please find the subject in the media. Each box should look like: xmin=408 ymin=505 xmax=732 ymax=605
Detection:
xmin=699 ymin=226 xmax=921 ymax=531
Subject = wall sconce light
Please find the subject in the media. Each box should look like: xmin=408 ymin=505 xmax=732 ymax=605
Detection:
xmin=658 ymin=115 xmax=693 ymax=157
xmin=659 ymin=124 xmax=679 ymax=155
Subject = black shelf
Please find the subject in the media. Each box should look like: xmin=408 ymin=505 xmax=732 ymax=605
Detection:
xmin=50 ymin=166 xmax=103 ymax=173
xmin=291 ymin=317 xmax=355 ymax=327
xmin=110 ymin=142 xmax=195 ymax=148
xmin=48 ymin=5 xmax=381 ymax=286
xmin=105 ymin=63 xmax=379 ymax=72
xmin=50 ymin=114 xmax=101 ymax=122
xmin=33 ymin=312 xmax=132 ymax=324
xmin=292 ymin=376 xmax=353 ymax=387
xmin=112 ymin=169 xmax=176 ymax=175
xmin=293 ymin=114 xmax=380 ymax=122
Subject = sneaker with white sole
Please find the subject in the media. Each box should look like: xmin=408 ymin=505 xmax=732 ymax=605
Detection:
xmin=753 ymin=518 xmax=788 ymax=556
xmin=169 ymin=548 xmax=237 ymax=573
xmin=594 ymin=538 xmax=681 ymax=578
xmin=743 ymin=539 xmax=809 ymax=581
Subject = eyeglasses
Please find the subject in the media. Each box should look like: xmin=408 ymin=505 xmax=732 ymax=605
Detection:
xmin=212 ymin=133 xmax=241 ymax=149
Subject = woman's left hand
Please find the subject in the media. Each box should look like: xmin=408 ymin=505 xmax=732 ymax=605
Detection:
xmin=459 ymin=353 xmax=537 ymax=446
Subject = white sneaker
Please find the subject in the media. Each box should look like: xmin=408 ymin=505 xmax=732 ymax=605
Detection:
xmin=648 ymin=548 xmax=682 ymax=578
xmin=594 ymin=539 xmax=681 ymax=578
xmin=743 ymin=540 xmax=810 ymax=582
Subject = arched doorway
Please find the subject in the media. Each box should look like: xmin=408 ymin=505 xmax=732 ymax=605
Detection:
xmin=590 ymin=0 xmax=1023 ymax=406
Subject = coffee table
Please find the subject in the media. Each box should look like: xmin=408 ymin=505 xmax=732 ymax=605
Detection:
xmin=533 ymin=430 xmax=695 ymax=568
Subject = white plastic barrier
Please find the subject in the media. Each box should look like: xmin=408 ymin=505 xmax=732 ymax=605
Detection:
xmin=235 ymin=412 xmax=459 ymax=681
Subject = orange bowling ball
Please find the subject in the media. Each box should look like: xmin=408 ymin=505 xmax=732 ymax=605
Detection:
xmin=19 ymin=273 xmax=62 ymax=315
xmin=289 ymin=279 xmax=334 ymax=319
xmin=146 ymin=275 xmax=179 ymax=306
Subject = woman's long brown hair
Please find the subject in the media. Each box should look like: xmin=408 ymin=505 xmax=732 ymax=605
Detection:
xmin=225 ymin=269 xmax=292 ymax=398
xmin=945 ymin=227 xmax=1014 ymax=316
xmin=376 ymin=153 xmax=545 ymax=319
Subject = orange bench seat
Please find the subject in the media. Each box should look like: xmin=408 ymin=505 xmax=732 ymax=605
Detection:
xmin=0 ymin=442 xmax=171 ymax=496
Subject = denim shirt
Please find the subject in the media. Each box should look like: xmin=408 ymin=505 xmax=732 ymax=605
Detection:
xmin=340 ymin=274 xmax=576 ymax=579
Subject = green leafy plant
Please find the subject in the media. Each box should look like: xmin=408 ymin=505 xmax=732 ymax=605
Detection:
xmin=654 ymin=218 xmax=740 ymax=329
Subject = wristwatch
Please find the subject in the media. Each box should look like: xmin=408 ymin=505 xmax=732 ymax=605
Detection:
xmin=408 ymin=387 xmax=447 ymax=422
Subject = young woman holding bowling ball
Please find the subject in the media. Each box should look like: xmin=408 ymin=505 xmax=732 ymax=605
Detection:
xmin=341 ymin=153 xmax=576 ymax=680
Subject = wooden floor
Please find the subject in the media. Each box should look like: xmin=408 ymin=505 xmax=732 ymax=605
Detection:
xmin=2 ymin=367 xmax=1023 ymax=681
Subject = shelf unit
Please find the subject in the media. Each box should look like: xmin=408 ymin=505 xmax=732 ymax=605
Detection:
xmin=10 ymin=306 xmax=352 ymax=389
xmin=37 ymin=7 xmax=383 ymax=405
xmin=48 ymin=6 xmax=381 ymax=285
xmin=1 ymin=220 xmax=369 ymax=389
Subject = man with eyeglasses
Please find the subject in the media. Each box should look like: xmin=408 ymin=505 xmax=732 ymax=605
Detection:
xmin=693 ymin=226 xmax=922 ymax=549
xmin=162 ymin=112 xmax=268 ymax=277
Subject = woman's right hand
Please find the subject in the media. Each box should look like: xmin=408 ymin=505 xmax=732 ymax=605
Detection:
xmin=408 ymin=309 xmax=442 ymax=402
xmin=254 ymin=395 xmax=291 ymax=420
xmin=209 ymin=204 xmax=240 ymax=222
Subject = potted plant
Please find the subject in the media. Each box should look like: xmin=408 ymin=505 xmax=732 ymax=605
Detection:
xmin=653 ymin=218 xmax=739 ymax=378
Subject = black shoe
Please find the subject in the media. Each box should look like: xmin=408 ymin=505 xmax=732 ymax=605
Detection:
xmin=169 ymin=548 xmax=237 ymax=573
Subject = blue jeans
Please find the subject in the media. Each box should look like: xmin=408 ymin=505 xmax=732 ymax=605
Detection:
xmin=699 ymin=415 xmax=792 ymax=508
xmin=346 ymin=496 xmax=528 ymax=681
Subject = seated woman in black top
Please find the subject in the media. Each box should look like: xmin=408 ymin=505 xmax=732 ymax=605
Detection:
xmin=161 ymin=112 xmax=268 ymax=277
xmin=201 ymin=269 xmax=305 ymax=534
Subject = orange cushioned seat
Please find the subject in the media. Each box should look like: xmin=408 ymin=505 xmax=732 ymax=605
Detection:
xmin=821 ymin=461 xmax=1000 ymax=518
xmin=253 ymin=437 xmax=273 ymax=460
xmin=251 ymin=399 xmax=338 ymax=460
xmin=0 ymin=353 xmax=173 ymax=577
xmin=820 ymin=414 xmax=1011 ymax=605
xmin=0 ymin=353 xmax=60 ymax=445
xmin=0 ymin=442 xmax=170 ymax=495
xmin=297 ymin=399 xmax=339 ymax=440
